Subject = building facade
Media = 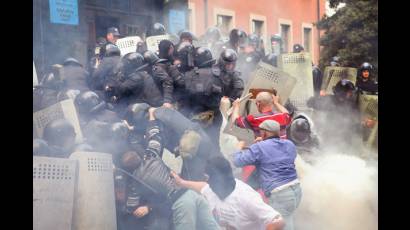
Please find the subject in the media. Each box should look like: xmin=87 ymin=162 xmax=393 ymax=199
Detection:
xmin=187 ymin=0 xmax=326 ymax=63
xmin=33 ymin=0 xmax=186 ymax=78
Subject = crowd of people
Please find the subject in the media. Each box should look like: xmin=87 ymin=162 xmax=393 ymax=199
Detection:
xmin=33 ymin=23 xmax=378 ymax=230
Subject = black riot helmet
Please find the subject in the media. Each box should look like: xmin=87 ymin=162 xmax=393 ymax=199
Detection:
xmin=229 ymin=29 xmax=247 ymax=48
xmin=124 ymin=103 xmax=151 ymax=127
xmin=150 ymin=23 xmax=166 ymax=36
xmin=176 ymin=41 xmax=195 ymax=70
xmin=293 ymin=44 xmax=304 ymax=53
xmin=359 ymin=62 xmax=373 ymax=72
xmin=179 ymin=30 xmax=196 ymax=44
xmin=218 ymin=49 xmax=238 ymax=73
xmin=289 ymin=118 xmax=311 ymax=144
xmin=194 ymin=47 xmax=215 ymax=68
xmin=248 ymin=33 xmax=261 ymax=48
xmin=330 ymin=56 xmax=340 ymax=66
xmin=33 ymin=138 xmax=51 ymax=156
xmin=333 ymin=79 xmax=356 ymax=101
xmin=122 ymin=52 xmax=147 ymax=73
xmin=262 ymin=53 xmax=278 ymax=67
xmin=74 ymin=91 xmax=106 ymax=115
xmin=63 ymin=57 xmax=82 ymax=67
xmin=143 ymin=50 xmax=162 ymax=66
xmin=110 ymin=122 xmax=130 ymax=140
xmin=105 ymin=44 xmax=121 ymax=57
xmin=204 ymin=27 xmax=221 ymax=42
xmin=43 ymin=119 xmax=76 ymax=149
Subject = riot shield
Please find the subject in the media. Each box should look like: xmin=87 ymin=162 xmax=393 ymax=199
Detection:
xmin=321 ymin=66 xmax=357 ymax=95
xmin=33 ymin=156 xmax=78 ymax=230
xmin=69 ymin=152 xmax=117 ymax=230
xmin=33 ymin=61 xmax=38 ymax=87
xmin=116 ymin=36 xmax=142 ymax=56
xmin=277 ymin=52 xmax=314 ymax=110
xmin=223 ymin=62 xmax=297 ymax=145
xmin=33 ymin=99 xmax=83 ymax=143
xmin=358 ymin=94 xmax=378 ymax=148
xmin=145 ymin=34 xmax=179 ymax=53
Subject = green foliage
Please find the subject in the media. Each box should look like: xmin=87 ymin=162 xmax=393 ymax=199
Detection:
xmin=317 ymin=0 xmax=378 ymax=77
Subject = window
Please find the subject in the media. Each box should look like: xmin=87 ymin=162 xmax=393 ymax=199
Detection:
xmin=252 ymin=20 xmax=264 ymax=37
xmin=303 ymin=27 xmax=312 ymax=52
xmin=125 ymin=25 xmax=139 ymax=36
xmin=217 ymin=15 xmax=233 ymax=36
xmin=280 ymin=24 xmax=290 ymax=53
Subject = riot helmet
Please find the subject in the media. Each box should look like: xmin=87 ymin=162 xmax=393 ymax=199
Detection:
xmin=124 ymin=103 xmax=151 ymax=126
xmin=289 ymin=118 xmax=311 ymax=144
xmin=143 ymin=50 xmax=161 ymax=66
xmin=333 ymin=79 xmax=356 ymax=101
xmin=359 ymin=62 xmax=373 ymax=79
xmin=158 ymin=39 xmax=175 ymax=60
xmin=33 ymin=138 xmax=50 ymax=156
xmin=204 ymin=27 xmax=221 ymax=42
xmin=105 ymin=44 xmax=121 ymax=57
xmin=122 ymin=52 xmax=147 ymax=74
xmin=150 ymin=23 xmax=166 ymax=36
xmin=248 ymin=33 xmax=261 ymax=49
xmin=330 ymin=56 xmax=340 ymax=66
xmin=74 ymin=91 xmax=106 ymax=115
xmin=43 ymin=119 xmax=76 ymax=150
xmin=218 ymin=49 xmax=238 ymax=73
xmin=63 ymin=57 xmax=82 ymax=67
xmin=194 ymin=47 xmax=215 ymax=68
xmin=229 ymin=29 xmax=247 ymax=48
xmin=111 ymin=122 xmax=130 ymax=140
xmin=263 ymin=53 xmax=278 ymax=67
xmin=175 ymin=41 xmax=195 ymax=71
xmin=270 ymin=34 xmax=283 ymax=55
xmin=179 ymin=30 xmax=196 ymax=44
xmin=293 ymin=44 xmax=304 ymax=53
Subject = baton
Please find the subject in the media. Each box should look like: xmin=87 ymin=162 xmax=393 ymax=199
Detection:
xmin=226 ymin=93 xmax=253 ymax=117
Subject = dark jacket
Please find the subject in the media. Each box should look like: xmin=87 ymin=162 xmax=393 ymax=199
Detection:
xmin=91 ymin=56 xmax=121 ymax=91
xmin=211 ymin=64 xmax=244 ymax=100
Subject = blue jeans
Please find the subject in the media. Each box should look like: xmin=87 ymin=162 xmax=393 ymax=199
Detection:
xmin=268 ymin=183 xmax=302 ymax=230
xmin=172 ymin=190 xmax=220 ymax=230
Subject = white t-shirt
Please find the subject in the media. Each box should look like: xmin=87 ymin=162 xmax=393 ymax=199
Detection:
xmin=201 ymin=179 xmax=281 ymax=230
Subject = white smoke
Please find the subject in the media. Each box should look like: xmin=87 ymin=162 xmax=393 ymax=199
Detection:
xmin=294 ymin=150 xmax=378 ymax=230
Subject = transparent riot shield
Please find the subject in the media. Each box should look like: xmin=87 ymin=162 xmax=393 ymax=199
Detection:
xmin=69 ymin=152 xmax=117 ymax=230
xmin=33 ymin=99 xmax=83 ymax=143
xmin=321 ymin=66 xmax=358 ymax=95
xmin=146 ymin=34 xmax=179 ymax=53
xmin=33 ymin=156 xmax=78 ymax=230
xmin=116 ymin=36 xmax=142 ymax=56
xmin=277 ymin=52 xmax=314 ymax=110
xmin=223 ymin=62 xmax=297 ymax=145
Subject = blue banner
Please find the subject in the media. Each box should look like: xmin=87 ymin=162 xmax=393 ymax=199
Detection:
xmin=169 ymin=10 xmax=186 ymax=34
xmin=49 ymin=0 xmax=79 ymax=25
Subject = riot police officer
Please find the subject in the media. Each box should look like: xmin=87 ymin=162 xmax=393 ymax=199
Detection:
xmin=182 ymin=47 xmax=224 ymax=149
xmin=178 ymin=30 xmax=196 ymax=45
xmin=91 ymin=44 xmax=121 ymax=92
xmin=270 ymin=34 xmax=283 ymax=56
xmin=223 ymin=29 xmax=247 ymax=53
xmin=356 ymin=62 xmax=378 ymax=94
xmin=143 ymin=50 xmax=174 ymax=107
xmin=312 ymin=64 xmax=323 ymax=96
xmin=211 ymin=49 xmax=244 ymax=101
xmin=202 ymin=26 xmax=224 ymax=57
xmin=106 ymin=52 xmax=164 ymax=110
xmin=74 ymin=90 xmax=120 ymax=125
xmin=62 ymin=57 xmax=90 ymax=92
xmin=100 ymin=27 xmax=121 ymax=58
xmin=287 ymin=113 xmax=319 ymax=159
xmin=237 ymin=34 xmax=264 ymax=84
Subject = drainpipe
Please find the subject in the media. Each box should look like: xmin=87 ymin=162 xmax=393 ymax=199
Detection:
xmin=204 ymin=0 xmax=208 ymax=29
